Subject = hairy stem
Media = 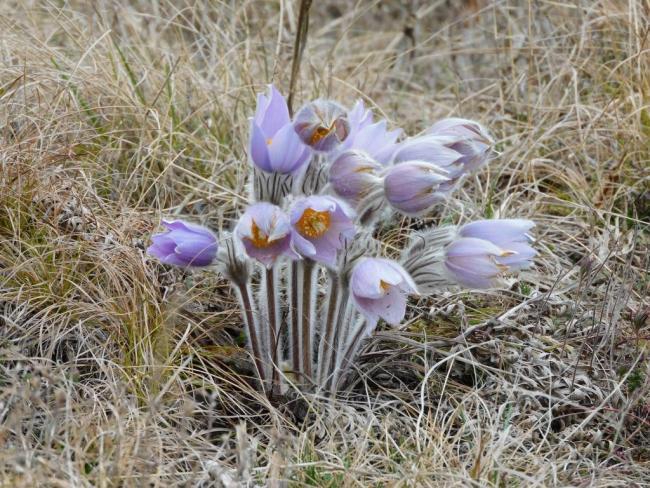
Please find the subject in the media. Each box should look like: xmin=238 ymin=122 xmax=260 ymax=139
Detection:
xmin=331 ymin=315 xmax=366 ymax=392
xmin=300 ymin=260 xmax=315 ymax=382
xmin=317 ymin=273 xmax=342 ymax=389
xmin=264 ymin=266 xmax=281 ymax=397
xmin=235 ymin=282 xmax=268 ymax=391
xmin=289 ymin=261 xmax=301 ymax=376
xmin=325 ymin=288 xmax=350 ymax=393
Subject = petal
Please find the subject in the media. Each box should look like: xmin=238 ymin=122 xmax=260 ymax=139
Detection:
xmin=460 ymin=219 xmax=535 ymax=247
xmin=446 ymin=237 xmax=504 ymax=258
xmin=351 ymin=258 xmax=407 ymax=299
xmin=291 ymin=231 xmax=317 ymax=258
xmin=393 ymin=136 xmax=463 ymax=168
xmin=257 ymin=85 xmax=290 ymax=136
xmin=351 ymin=294 xmax=379 ymax=327
xmin=267 ymin=122 xmax=310 ymax=174
xmin=249 ymin=121 xmax=272 ymax=172
xmin=445 ymin=261 xmax=497 ymax=289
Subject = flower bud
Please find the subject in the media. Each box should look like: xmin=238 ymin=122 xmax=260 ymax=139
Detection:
xmin=444 ymin=219 xmax=537 ymax=288
xmin=249 ymin=85 xmax=310 ymax=174
xmin=147 ymin=220 xmax=218 ymax=267
xmin=427 ymin=117 xmax=493 ymax=174
xmin=293 ymin=99 xmax=350 ymax=152
xmin=459 ymin=219 xmax=536 ymax=271
xmin=329 ymin=150 xmax=382 ymax=204
xmin=383 ymin=161 xmax=450 ymax=216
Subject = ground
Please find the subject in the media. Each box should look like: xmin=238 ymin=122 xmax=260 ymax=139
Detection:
xmin=1 ymin=1 xmax=649 ymax=486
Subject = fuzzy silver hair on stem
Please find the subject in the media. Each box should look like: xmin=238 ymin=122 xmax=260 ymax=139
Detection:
xmin=146 ymin=85 xmax=538 ymax=399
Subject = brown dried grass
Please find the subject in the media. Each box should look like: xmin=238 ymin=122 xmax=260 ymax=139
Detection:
xmin=1 ymin=1 xmax=648 ymax=486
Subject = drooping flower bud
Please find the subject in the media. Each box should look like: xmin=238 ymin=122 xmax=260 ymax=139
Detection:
xmin=147 ymin=220 xmax=218 ymax=267
xmin=458 ymin=219 xmax=536 ymax=271
xmin=290 ymin=195 xmax=355 ymax=267
xmin=444 ymin=219 xmax=536 ymax=288
xmin=249 ymin=85 xmax=310 ymax=174
xmin=329 ymin=150 xmax=383 ymax=204
xmin=235 ymin=203 xmax=299 ymax=267
xmin=293 ymin=99 xmax=350 ymax=152
xmin=392 ymin=118 xmax=493 ymax=183
xmin=383 ymin=161 xmax=450 ymax=216
xmin=427 ymin=117 xmax=493 ymax=174
xmin=350 ymin=258 xmax=418 ymax=327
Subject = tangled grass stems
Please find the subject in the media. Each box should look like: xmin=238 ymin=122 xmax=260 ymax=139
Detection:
xmin=1 ymin=0 xmax=648 ymax=486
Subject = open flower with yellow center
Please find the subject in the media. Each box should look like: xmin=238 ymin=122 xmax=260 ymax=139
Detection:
xmin=293 ymin=99 xmax=350 ymax=152
xmin=290 ymin=195 xmax=355 ymax=267
xmin=235 ymin=202 xmax=299 ymax=267
xmin=350 ymin=258 xmax=418 ymax=328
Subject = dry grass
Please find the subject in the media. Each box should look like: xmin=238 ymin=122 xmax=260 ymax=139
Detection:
xmin=1 ymin=0 xmax=649 ymax=486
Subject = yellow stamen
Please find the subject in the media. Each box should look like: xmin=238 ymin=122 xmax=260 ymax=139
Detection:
xmin=296 ymin=208 xmax=331 ymax=238
xmin=380 ymin=280 xmax=391 ymax=293
xmin=250 ymin=220 xmax=277 ymax=248
xmin=266 ymin=138 xmax=273 ymax=145
xmin=309 ymin=126 xmax=332 ymax=145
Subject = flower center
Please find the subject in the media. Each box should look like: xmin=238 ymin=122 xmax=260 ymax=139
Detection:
xmin=296 ymin=208 xmax=331 ymax=239
xmin=309 ymin=126 xmax=332 ymax=145
xmin=250 ymin=220 xmax=278 ymax=248
xmin=379 ymin=280 xmax=392 ymax=293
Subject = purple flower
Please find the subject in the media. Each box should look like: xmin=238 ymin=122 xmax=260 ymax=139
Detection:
xmin=339 ymin=100 xmax=401 ymax=164
xmin=235 ymin=203 xmax=299 ymax=267
xmin=445 ymin=220 xmax=536 ymax=288
xmin=147 ymin=220 xmax=218 ymax=267
xmin=459 ymin=219 xmax=536 ymax=271
xmin=392 ymin=136 xmax=465 ymax=178
xmin=290 ymin=196 xmax=355 ymax=267
xmin=249 ymin=85 xmax=310 ymax=174
xmin=350 ymin=258 xmax=418 ymax=327
xmin=329 ymin=150 xmax=383 ymax=204
xmin=383 ymin=161 xmax=450 ymax=216
xmin=293 ymin=99 xmax=350 ymax=152
xmin=427 ymin=117 xmax=493 ymax=174
xmin=392 ymin=118 xmax=492 ymax=182
xmin=347 ymin=100 xmax=373 ymax=134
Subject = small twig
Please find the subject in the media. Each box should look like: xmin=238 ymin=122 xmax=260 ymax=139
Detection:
xmin=287 ymin=0 xmax=313 ymax=116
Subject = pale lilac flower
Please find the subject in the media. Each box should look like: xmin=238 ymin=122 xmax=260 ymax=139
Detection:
xmin=339 ymin=100 xmax=401 ymax=164
xmin=445 ymin=219 xmax=536 ymax=288
xmin=249 ymin=85 xmax=310 ymax=174
xmin=329 ymin=150 xmax=383 ymax=204
xmin=427 ymin=117 xmax=493 ymax=174
xmin=392 ymin=118 xmax=492 ymax=181
xmin=383 ymin=161 xmax=450 ymax=216
xmin=459 ymin=219 xmax=536 ymax=271
xmin=293 ymin=99 xmax=350 ymax=152
xmin=290 ymin=196 xmax=355 ymax=267
xmin=235 ymin=203 xmax=299 ymax=267
xmin=147 ymin=220 xmax=218 ymax=267
xmin=347 ymin=100 xmax=373 ymax=134
xmin=444 ymin=237 xmax=509 ymax=288
xmin=350 ymin=258 xmax=418 ymax=327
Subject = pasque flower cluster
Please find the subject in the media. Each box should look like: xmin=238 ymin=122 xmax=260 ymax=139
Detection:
xmin=147 ymin=85 xmax=537 ymax=396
